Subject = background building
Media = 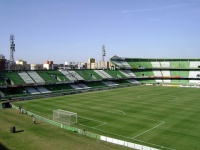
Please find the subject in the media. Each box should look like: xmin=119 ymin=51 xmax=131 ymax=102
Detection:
xmin=43 ymin=61 xmax=54 ymax=70
xmin=77 ymin=62 xmax=86 ymax=69
xmin=64 ymin=61 xmax=76 ymax=69
xmin=15 ymin=59 xmax=30 ymax=70
xmin=30 ymin=64 xmax=43 ymax=70
xmin=87 ymin=58 xmax=96 ymax=69
xmin=97 ymin=61 xmax=110 ymax=69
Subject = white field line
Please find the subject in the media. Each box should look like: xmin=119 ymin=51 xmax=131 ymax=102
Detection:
xmin=76 ymin=107 xmax=165 ymax=141
xmin=96 ymin=107 xmax=163 ymax=123
xmin=70 ymin=104 xmax=162 ymax=124
xmin=80 ymin=108 xmax=165 ymax=138
xmin=104 ymin=108 xmax=163 ymax=123
xmin=78 ymin=115 xmax=107 ymax=128
xmin=79 ymin=108 xmax=171 ymax=149
xmin=78 ymin=123 xmax=175 ymax=150
xmin=106 ymin=109 xmax=126 ymax=115
xmin=66 ymin=97 xmax=173 ymax=149
xmin=93 ymin=122 xmax=107 ymax=128
xmin=134 ymin=138 xmax=175 ymax=150
xmin=70 ymin=103 xmax=162 ymax=123
xmin=132 ymin=121 xmax=165 ymax=139
xmin=128 ymin=114 xmax=160 ymax=122
xmin=108 ymin=109 xmax=161 ymax=123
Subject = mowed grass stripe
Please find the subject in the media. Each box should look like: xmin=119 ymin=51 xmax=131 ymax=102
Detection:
xmin=0 ymin=109 xmax=130 ymax=150
xmin=13 ymin=86 xmax=200 ymax=150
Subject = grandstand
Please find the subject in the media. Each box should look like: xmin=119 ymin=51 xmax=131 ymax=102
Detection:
xmin=27 ymin=71 xmax=45 ymax=84
xmin=0 ymin=56 xmax=199 ymax=100
xmin=111 ymin=56 xmax=200 ymax=84
xmin=18 ymin=71 xmax=35 ymax=84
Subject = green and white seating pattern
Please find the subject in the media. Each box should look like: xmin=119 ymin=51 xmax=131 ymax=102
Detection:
xmin=25 ymin=87 xmax=40 ymax=94
xmin=99 ymin=70 xmax=113 ymax=78
xmin=189 ymin=80 xmax=200 ymax=84
xmin=111 ymin=60 xmax=124 ymax=68
xmin=153 ymin=70 xmax=162 ymax=76
xmin=188 ymin=71 xmax=200 ymax=78
xmin=119 ymin=70 xmax=136 ymax=78
xmin=120 ymin=61 xmax=132 ymax=69
xmin=190 ymin=62 xmax=200 ymax=68
xmin=94 ymin=70 xmax=112 ymax=79
xmin=69 ymin=84 xmax=90 ymax=90
xmin=152 ymin=70 xmax=163 ymax=83
xmin=102 ymin=81 xmax=118 ymax=86
xmin=70 ymin=84 xmax=82 ymax=90
xmin=124 ymin=70 xmax=136 ymax=77
xmin=161 ymin=70 xmax=170 ymax=76
xmin=126 ymin=79 xmax=140 ymax=84
xmin=60 ymin=70 xmax=77 ymax=81
xmin=18 ymin=72 xmax=35 ymax=84
xmin=36 ymin=86 xmax=51 ymax=93
xmin=161 ymin=70 xmax=171 ymax=83
xmin=119 ymin=70 xmax=131 ymax=77
xmin=188 ymin=71 xmax=200 ymax=83
xmin=160 ymin=62 xmax=170 ymax=68
xmin=151 ymin=62 xmax=161 ymax=68
xmin=69 ymin=70 xmax=84 ymax=80
xmin=27 ymin=71 xmax=45 ymax=83
xmin=78 ymin=83 xmax=91 ymax=89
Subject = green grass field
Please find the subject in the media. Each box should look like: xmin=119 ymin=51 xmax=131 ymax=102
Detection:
xmin=0 ymin=108 xmax=130 ymax=150
xmin=6 ymin=85 xmax=200 ymax=150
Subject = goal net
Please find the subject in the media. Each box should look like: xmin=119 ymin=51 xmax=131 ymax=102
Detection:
xmin=53 ymin=109 xmax=77 ymax=125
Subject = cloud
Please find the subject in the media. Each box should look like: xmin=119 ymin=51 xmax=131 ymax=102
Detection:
xmin=121 ymin=4 xmax=190 ymax=14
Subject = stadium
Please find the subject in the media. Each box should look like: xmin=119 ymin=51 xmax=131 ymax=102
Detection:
xmin=1 ymin=56 xmax=200 ymax=150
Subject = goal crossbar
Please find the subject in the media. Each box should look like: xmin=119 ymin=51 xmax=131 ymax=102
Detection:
xmin=53 ymin=109 xmax=77 ymax=125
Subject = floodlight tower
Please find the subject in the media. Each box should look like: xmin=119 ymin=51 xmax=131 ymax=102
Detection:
xmin=8 ymin=34 xmax=15 ymax=70
xmin=102 ymin=45 xmax=106 ymax=62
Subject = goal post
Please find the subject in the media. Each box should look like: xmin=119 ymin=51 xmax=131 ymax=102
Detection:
xmin=53 ymin=109 xmax=77 ymax=125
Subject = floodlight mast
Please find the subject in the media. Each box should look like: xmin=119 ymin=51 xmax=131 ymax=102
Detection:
xmin=102 ymin=45 xmax=106 ymax=62
xmin=8 ymin=34 xmax=15 ymax=70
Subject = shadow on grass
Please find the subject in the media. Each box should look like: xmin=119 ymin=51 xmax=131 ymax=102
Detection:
xmin=15 ymin=130 xmax=24 ymax=133
xmin=0 ymin=143 xmax=9 ymax=150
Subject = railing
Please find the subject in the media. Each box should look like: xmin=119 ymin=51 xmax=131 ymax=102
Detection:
xmin=12 ymin=104 xmax=158 ymax=150
xmin=3 ymin=83 xmax=139 ymax=101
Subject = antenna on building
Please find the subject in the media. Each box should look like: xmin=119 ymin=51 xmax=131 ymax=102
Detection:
xmin=102 ymin=45 xmax=106 ymax=62
xmin=8 ymin=34 xmax=15 ymax=70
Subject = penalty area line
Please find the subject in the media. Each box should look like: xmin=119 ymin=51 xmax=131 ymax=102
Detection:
xmin=92 ymin=122 xmax=107 ymax=128
xmin=79 ymin=122 xmax=174 ymax=150
xmin=132 ymin=121 xmax=165 ymax=139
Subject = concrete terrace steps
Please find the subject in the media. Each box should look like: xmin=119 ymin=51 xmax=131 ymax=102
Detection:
xmin=18 ymin=72 xmax=35 ymax=84
xmin=27 ymin=71 xmax=45 ymax=83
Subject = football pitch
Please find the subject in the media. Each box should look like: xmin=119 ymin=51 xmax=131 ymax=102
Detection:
xmin=13 ymin=85 xmax=200 ymax=150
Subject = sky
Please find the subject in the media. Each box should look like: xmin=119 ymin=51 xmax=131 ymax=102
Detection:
xmin=0 ymin=0 xmax=200 ymax=64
